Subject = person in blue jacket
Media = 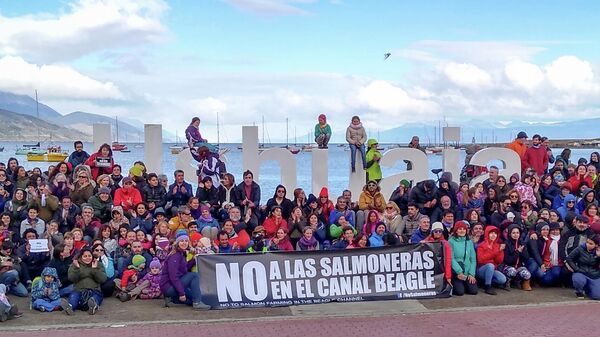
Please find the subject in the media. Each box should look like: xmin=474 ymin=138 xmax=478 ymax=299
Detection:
xmin=166 ymin=170 xmax=193 ymax=213
xmin=368 ymin=222 xmax=387 ymax=247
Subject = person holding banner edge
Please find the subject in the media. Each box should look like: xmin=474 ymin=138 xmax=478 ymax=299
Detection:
xmin=160 ymin=234 xmax=210 ymax=310
xmin=448 ymin=221 xmax=478 ymax=296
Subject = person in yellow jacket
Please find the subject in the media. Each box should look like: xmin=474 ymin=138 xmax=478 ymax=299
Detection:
xmin=365 ymin=139 xmax=382 ymax=183
xmin=358 ymin=180 xmax=386 ymax=214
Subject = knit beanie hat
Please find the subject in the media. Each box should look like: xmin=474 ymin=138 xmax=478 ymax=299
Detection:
xmin=200 ymin=205 xmax=210 ymax=213
xmin=175 ymin=235 xmax=190 ymax=246
xmin=199 ymin=237 xmax=211 ymax=248
xmin=149 ymin=257 xmax=161 ymax=269
xmin=175 ymin=229 xmax=188 ymax=239
xmin=156 ymin=237 xmax=169 ymax=250
xmin=98 ymin=187 xmax=111 ymax=195
xmin=190 ymin=232 xmax=202 ymax=243
xmin=129 ymin=164 xmax=145 ymax=178
xmin=131 ymin=255 xmax=146 ymax=269
xmin=399 ymin=179 xmax=410 ymax=188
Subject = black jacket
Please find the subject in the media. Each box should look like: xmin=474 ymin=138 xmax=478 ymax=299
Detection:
xmin=566 ymin=244 xmax=600 ymax=279
xmin=560 ymin=227 xmax=594 ymax=261
xmin=141 ymin=184 xmax=167 ymax=209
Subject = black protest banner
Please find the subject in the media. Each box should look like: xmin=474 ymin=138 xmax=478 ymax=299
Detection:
xmin=196 ymin=243 xmax=451 ymax=309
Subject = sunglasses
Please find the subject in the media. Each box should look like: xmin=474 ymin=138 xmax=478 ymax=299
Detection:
xmin=78 ymin=176 xmax=87 ymax=179
xmin=509 ymin=195 xmax=518 ymax=199
xmin=182 ymin=212 xmax=192 ymax=215
xmin=94 ymin=249 xmax=104 ymax=252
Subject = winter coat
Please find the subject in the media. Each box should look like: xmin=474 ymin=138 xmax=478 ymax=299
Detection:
xmin=196 ymin=186 xmax=220 ymax=210
xmin=160 ymin=250 xmax=195 ymax=296
xmin=448 ymin=235 xmax=476 ymax=277
xmin=52 ymin=204 xmax=81 ymax=233
xmin=566 ymin=244 xmax=600 ymax=279
xmin=234 ymin=181 xmax=261 ymax=211
xmin=31 ymin=267 xmax=61 ymax=302
xmin=523 ymin=145 xmax=549 ymax=176
xmin=113 ymin=187 xmax=143 ymax=213
xmin=86 ymin=195 xmax=112 ymax=223
xmin=139 ymin=272 xmax=162 ymax=299
xmin=503 ymin=224 xmax=529 ymax=267
xmin=506 ymin=139 xmax=527 ymax=158
xmin=141 ymin=184 xmax=167 ymax=209
xmin=68 ymin=259 xmax=107 ymax=291
xmin=557 ymin=194 xmax=579 ymax=221
xmin=85 ymin=151 xmax=114 ymax=181
xmin=559 ymin=226 xmax=594 ymax=261
xmin=476 ymin=227 xmax=504 ymax=268
xmin=69 ymin=182 xmax=95 ymax=206
xmin=166 ymin=182 xmax=194 ymax=208
xmin=28 ymin=194 xmax=59 ymax=223
xmin=345 ymin=123 xmax=367 ymax=146
xmin=365 ymin=139 xmax=382 ymax=181
xmin=358 ymin=188 xmax=386 ymax=213
xmin=262 ymin=216 xmax=288 ymax=239
xmin=423 ymin=236 xmax=452 ymax=280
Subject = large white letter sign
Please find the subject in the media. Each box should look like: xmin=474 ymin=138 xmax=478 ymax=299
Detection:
xmin=241 ymin=126 xmax=297 ymax=192
xmin=93 ymin=123 xmax=111 ymax=151
xmin=144 ymin=124 xmax=162 ymax=174
xmin=312 ymin=148 xmax=329 ymax=196
xmin=468 ymin=147 xmax=521 ymax=186
xmin=378 ymin=148 xmax=429 ymax=199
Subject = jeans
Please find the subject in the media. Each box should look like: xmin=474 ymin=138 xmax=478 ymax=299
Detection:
xmin=349 ymin=144 xmax=366 ymax=170
xmin=0 ymin=269 xmax=28 ymax=297
xmin=451 ymin=276 xmax=478 ymax=296
xmin=526 ymin=258 xmax=562 ymax=286
xmin=68 ymin=289 xmax=103 ymax=311
xmin=572 ymin=273 xmax=600 ymax=300
xmin=33 ymin=298 xmax=61 ymax=311
xmin=163 ymin=272 xmax=201 ymax=305
xmin=476 ymin=263 xmax=507 ymax=286
xmin=59 ymin=284 xmax=74 ymax=297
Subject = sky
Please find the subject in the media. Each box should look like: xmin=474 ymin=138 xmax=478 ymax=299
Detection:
xmin=1 ymin=0 xmax=600 ymax=142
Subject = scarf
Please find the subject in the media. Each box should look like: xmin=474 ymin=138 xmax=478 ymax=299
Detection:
xmin=200 ymin=213 xmax=214 ymax=222
xmin=297 ymin=236 xmax=318 ymax=250
xmin=549 ymin=234 xmax=560 ymax=265
xmin=348 ymin=122 xmax=363 ymax=129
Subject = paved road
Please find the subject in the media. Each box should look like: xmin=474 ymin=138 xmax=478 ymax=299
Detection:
xmin=4 ymin=301 xmax=599 ymax=337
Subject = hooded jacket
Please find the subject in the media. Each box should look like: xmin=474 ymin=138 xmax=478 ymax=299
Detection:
xmin=31 ymin=267 xmax=61 ymax=302
xmin=557 ymin=194 xmax=579 ymax=220
xmin=576 ymin=188 xmax=598 ymax=214
xmin=409 ymin=180 xmax=438 ymax=216
xmin=113 ymin=185 xmax=143 ymax=213
xmin=317 ymin=187 xmax=335 ymax=222
xmin=365 ymin=139 xmax=382 ymax=181
xmin=559 ymin=225 xmax=594 ymax=261
xmin=477 ymin=226 xmax=504 ymax=267
xmin=527 ymin=223 xmax=554 ymax=268
xmin=68 ymin=258 xmax=107 ymax=291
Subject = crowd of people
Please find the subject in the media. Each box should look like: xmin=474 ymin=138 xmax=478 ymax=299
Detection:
xmin=1 ymin=118 xmax=600 ymax=322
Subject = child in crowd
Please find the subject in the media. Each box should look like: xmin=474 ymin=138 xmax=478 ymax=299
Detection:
xmin=116 ymin=255 xmax=146 ymax=302
xmin=137 ymin=258 xmax=162 ymax=300
xmin=31 ymin=267 xmax=61 ymax=312
xmin=71 ymin=228 xmax=87 ymax=253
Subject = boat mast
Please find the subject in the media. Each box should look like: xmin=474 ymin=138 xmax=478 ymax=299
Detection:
xmin=35 ymin=90 xmax=40 ymax=142
xmin=115 ymin=116 xmax=119 ymax=143
xmin=217 ymin=111 xmax=221 ymax=147
xmin=286 ymin=118 xmax=289 ymax=148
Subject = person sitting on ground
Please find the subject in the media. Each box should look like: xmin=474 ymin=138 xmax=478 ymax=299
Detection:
xmin=409 ymin=216 xmax=431 ymax=244
xmin=368 ymin=222 xmax=387 ymax=248
xmin=31 ymin=266 xmax=61 ymax=312
xmin=448 ymin=221 xmax=478 ymax=296
xmin=63 ymin=247 xmax=107 ymax=315
xmin=566 ymin=234 xmax=600 ymax=300
xmin=476 ymin=226 xmax=508 ymax=295
xmin=502 ymin=224 xmax=532 ymax=291
xmin=422 ymin=222 xmax=452 ymax=287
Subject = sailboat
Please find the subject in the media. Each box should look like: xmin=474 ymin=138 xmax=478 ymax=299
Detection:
xmin=112 ymin=117 xmax=129 ymax=152
xmin=285 ymin=118 xmax=300 ymax=154
xmin=26 ymin=91 xmax=68 ymax=162
xmin=170 ymin=130 xmax=185 ymax=155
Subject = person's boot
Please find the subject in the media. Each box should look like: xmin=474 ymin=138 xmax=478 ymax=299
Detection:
xmin=484 ymin=285 xmax=497 ymax=295
xmin=522 ymin=279 xmax=532 ymax=291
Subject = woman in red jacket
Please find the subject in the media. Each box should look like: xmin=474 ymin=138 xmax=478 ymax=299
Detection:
xmin=567 ymin=164 xmax=593 ymax=195
xmin=84 ymin=144 xmax=114 ymax=181
xmin=262 ymin=205 xmax=288 ymax=239
xmin=476 ymin=226 xmax=508 ymax=295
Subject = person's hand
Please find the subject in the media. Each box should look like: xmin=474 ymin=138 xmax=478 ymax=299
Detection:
xmin=517 ymin=246 xmax=524 ymax=253
xmin=272 ymin=238 xmax=280 ymax=245
xmin=596 ymin=247 xmax=600 ymax=257
xmin=25 ymin=243 xmax=30 ymax=255
xmin=540 ymin=265 xmax=547 ymax=273
xmin=232 ymin=242 xmax=239 ymax=250
xmin=91 ymin=259 xmax=98 ymax=268
xmin=467 ymin=275 xmax=476 ymax=284
xmin=72 ymin=260 xmax=80 ymax=268
xmin=131 ymin=275 xmax=138 ymax=283
xmin=181 ymin=186 xmax=187 ymax=194
xmin=179 ymin=295 xmax=186 ymax=302
xmin=500 ymin=244 xmax=506 ymax=251
xmin=172 ymin=186 xmax=178 ymax=194
xmin=457 ymin=273 xmax=466 ymax=281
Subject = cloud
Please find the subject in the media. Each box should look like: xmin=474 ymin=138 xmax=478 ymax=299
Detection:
xmin=443 ymin=62 xmax=492 ymax=90
xmin=504 ymin=60 xmax=544 ymax=91
xmin=357 ymin=80 xmax=437 ymax=117
xmin=546 ymin=56 xmax=597 ymax=92
xmin=0 ymin=0 xmax=168 ymax=63
xmin=221 ymin=0 xmax=318 ymax=16
xmin=0 ymin=56 xmax=123 ymax=100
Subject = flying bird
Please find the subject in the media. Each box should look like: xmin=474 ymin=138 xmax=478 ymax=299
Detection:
xmin=384 ymin=53 xmax=391 ymax=60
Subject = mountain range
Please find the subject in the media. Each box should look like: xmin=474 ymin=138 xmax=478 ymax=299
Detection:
xmin=0 ymin=90 xmax=598 ymax=143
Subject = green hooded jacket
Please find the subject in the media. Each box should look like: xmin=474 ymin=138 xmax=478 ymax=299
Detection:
xmin=365 ymin=139 xmax=382 ymax=181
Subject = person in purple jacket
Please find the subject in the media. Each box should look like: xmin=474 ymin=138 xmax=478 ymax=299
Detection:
xmin=160 ymin=234 xmax=210 ymax=310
